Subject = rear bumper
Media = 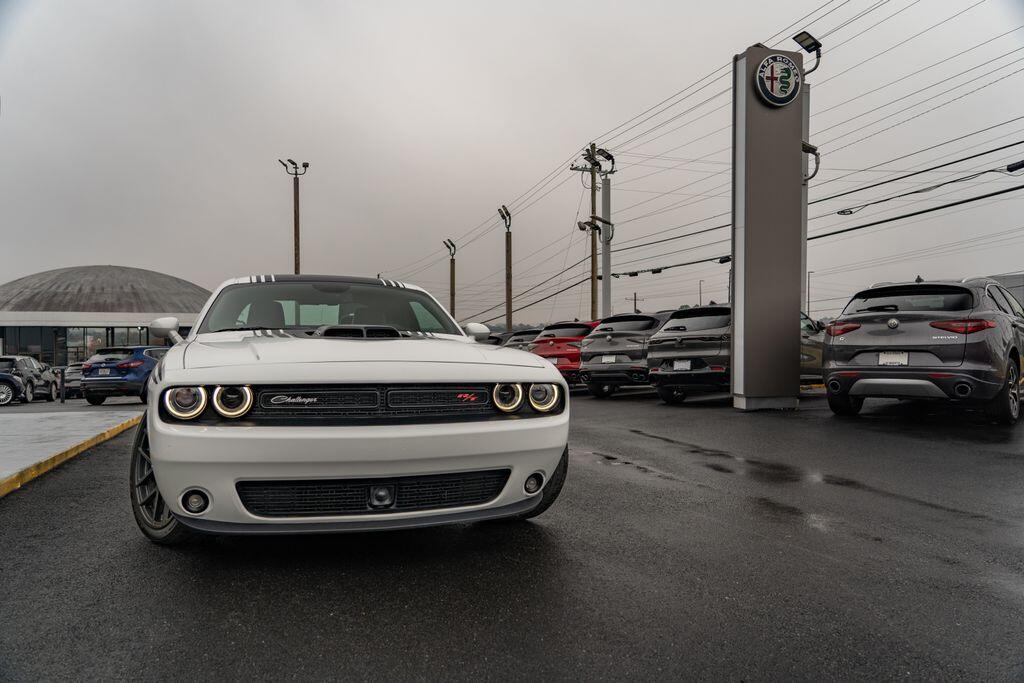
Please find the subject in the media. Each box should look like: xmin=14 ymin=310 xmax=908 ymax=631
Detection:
xmin=825 ymin=367 xmax=1003 ymax=401
xmin=650 ymin=368 xmax=729 ymax=390
xmin=579 ymin=361 xmax=648 ymax=386
xmin=82 ymin=378 xmax=145 ymax=396
xmin=535 ymin=357 xmax=582 ymax=384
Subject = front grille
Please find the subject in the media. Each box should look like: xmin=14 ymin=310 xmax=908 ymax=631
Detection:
xmin=248 ymin=384 xmax=495 ymax=423
xmin=236 ymin=469 xmax=510 ymax=517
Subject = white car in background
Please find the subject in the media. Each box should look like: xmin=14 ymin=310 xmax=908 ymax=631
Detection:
xmin=131 ymin=275 xmax=570 ymax=544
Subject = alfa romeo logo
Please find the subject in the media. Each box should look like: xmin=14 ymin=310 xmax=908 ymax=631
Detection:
xmin=887 ymin=318 xmax=899 ymax=329
xmin=755 ymin=54 xmax=801 ymax=107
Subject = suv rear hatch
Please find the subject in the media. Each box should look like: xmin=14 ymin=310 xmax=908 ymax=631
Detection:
xmin=582 ymin=315 xmax=662 ymax=363
xmin=648 ymin=307 xmax=731 ymax=369
xmin=828 ymin=285 xmax=975 ymax=367
xmin=530 ymin=323 xmax=594 ymax=365
xmin=83 ymin=348 xmax=138 ymax=378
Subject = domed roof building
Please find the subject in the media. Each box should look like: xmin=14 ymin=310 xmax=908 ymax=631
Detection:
xmin=0 ymin=265 xmax=211 ymax=365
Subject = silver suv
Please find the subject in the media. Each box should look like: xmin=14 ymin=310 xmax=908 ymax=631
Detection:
xmin=578 ymin=312 xmax=673 ymax=398
xmin=823 ymin=278 xmax=1024 ymax=424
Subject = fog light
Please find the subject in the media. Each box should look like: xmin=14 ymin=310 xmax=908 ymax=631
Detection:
xmin=182 ymin=489 xmax=209 ymax=514
xmin=370 ymin=485 xmax=395 ymax=508
xmin=524 ymin=473 xmax=544 ymax=494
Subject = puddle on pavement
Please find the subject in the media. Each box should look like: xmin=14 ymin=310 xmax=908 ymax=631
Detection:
xmin=626 ymin=428 xmax=996 ymax=523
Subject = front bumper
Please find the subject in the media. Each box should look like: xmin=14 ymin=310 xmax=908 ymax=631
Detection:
xmin=825 ymin=367 xmax=1003 ymax=401
xmin=148 ymin=410 xmax=569 ymax=528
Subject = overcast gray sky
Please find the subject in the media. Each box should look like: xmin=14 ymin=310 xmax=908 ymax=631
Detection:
xmin=2 ymin=0 xmax=1023 ymax=325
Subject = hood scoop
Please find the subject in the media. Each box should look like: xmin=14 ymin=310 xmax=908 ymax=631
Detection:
xmin=314 ymin=325 xmax=402 ymax=339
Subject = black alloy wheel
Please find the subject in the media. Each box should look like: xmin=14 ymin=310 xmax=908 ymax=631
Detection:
xmin=129 ymin=414 xmax=191 ymax=544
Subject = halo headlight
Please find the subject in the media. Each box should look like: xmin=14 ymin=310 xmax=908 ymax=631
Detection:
xmin=492 ymin=383 xmax=524 ymax=412
xmin=212 ymin=385 xmax=253 ymax=418
xmin=163 ymin=386 xmax=208 ymax=420
xmin=528 ymin=383 xmax=560 ymax=412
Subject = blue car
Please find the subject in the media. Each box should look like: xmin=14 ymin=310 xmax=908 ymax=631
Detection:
xmin=81 ymin=346 xmax=168 ymax=405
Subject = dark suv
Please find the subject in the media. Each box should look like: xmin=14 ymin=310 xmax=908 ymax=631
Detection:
xmin=0 ymin=355 xmax=58 ymax=405
xmin=81 ymin=346 xmax=168 ymax=405
xmin=823 ymin=278 xmax=1024 ymax=424
xmin=578 ymin=312 xmax=673 ymax=398
xmin=502 ymin=329 xmax=541 ymax=351
xmin=647 ymin=305 xmax=825 ymax=404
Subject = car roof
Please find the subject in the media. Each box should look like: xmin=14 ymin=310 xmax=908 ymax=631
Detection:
xmin=219 ymin=274 xmax=427 ymax=293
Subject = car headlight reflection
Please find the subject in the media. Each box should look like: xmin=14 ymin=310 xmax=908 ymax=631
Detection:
xmin=163 ymin=386 xmax=208 ymax=420
xmin=212 ymin=385 xmax=253 ymax=418
xmin=492 ymin=383 xmax=524 ymax=412
xmin=528 ymin=383 xmax=560 ymax=412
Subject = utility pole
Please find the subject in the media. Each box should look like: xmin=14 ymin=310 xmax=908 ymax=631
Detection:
xmin=571 ymin=145 xmax=615 ymax=321
xmin=624 ymin=293 xmax=645 ymax=314
xmin=699 ymin=280 xmax=704 ymax=306
xmin=499 ymin=205 xmax=512 ymax=332
xmin=598 ymin=150 xmax=615 ymax=319
xmin=443 ymin=239 xmax=456 ymax=315
xmin=278 ymin=159 xmax=309 ymax=274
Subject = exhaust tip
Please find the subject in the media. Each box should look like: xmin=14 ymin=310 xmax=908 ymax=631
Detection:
xmin=953 ymin=382 xmax=972 ymax=398
xmin=827 ymin=380 xmax=842 ymax=394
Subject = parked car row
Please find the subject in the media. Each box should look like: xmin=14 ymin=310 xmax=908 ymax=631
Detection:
xmin=0 ymin=347 xmax=168 ymax=406
xmin=491 ymin=277 xmax=1024 ymax=425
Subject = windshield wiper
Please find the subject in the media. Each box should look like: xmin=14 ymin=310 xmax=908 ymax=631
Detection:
xmin=855 ymin=305 xmax=899 ymax=312
xmin=211 ymin=326 xmax=275 ymax=333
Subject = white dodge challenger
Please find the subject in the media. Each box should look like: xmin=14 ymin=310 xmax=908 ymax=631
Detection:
xmin=131 ymin=275 xmax=569 ymax=544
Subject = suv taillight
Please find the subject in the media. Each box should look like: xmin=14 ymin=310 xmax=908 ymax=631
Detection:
xmin=81 ymin=363 xmax=92 ymax=371
xmin=116 ymin=359 xmax=145 ymax=369
xmin=826 ymin=321 xmax=861 ymax=336
xmin=929 ymin=319 xmax=995 ymax=334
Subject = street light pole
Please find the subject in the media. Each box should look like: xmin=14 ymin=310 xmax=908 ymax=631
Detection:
xmin=806 ymin=270 xmax=814 ymax=314
xmin=499 ymin=205 xmax=512 ymax=332
xmin=279 ymin=159 xmax=309 ymax=274
xmin=443 ymin=239 xmax=457 ymax=316
xmin=699 ymin=280 xmax=704 ymax=306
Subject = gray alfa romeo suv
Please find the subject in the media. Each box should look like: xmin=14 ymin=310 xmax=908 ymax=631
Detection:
xmin=578 ymin=312 xmax=673 ymax=398
xmin=823 ymin=278 xmax=1024 ymax=424
xmin=646 ymin=305 xmax=825 ymax=404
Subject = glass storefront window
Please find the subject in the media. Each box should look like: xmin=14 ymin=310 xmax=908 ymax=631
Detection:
xmin=86 ymin=328 xmax=107 ymax=355
xmin=67 ymin=327 xmax=83 ymax=347
xmin=113 ymin=328 xmax=128 ymax=346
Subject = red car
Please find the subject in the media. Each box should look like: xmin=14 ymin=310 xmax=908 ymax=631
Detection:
xmin=527 ymin=321 xmax=600 ymax=385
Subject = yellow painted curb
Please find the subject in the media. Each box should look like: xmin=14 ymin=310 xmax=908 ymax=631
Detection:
xmin=0 ymin=414 xmax=143 ymax=498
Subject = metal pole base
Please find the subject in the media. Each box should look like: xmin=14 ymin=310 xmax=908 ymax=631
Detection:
xmin=733 ymin=395 xmax=799 ymax=411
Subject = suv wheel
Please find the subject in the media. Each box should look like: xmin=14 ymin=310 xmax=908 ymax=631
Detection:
xmin=23 ymin=382 xmax=34 ymax=403
xmin=827 ymin=391 xmax=863 ymax=416
xmin=85 ymin=393 xmax=106 ymax=406
xmin=586 ymin=383 xmax=616 ymax=399
xmin=986 ymin=357 xmax=1020 ymax=426
xmin=0 ymin=382 xmax=14 ymax=406
xmin=656 ymin=386 xmax=687 ymax=405
xmin=46 ymin=382 xmax=57 ymax=402
xmin=130 ymin=414 xmax=192 ymax=545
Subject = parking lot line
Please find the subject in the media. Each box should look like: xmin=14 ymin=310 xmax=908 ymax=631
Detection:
xmin=0 ymin=414 xmax=141 ymax=498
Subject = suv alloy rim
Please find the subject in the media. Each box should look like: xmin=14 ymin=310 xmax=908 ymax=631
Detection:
xmin=1010 ymin=362 xmax=1020 ymax=420
xmin=132 ymin=418 xmax=174 ymax=528
xmin=0 ymin=384 xmax=11 ymax=405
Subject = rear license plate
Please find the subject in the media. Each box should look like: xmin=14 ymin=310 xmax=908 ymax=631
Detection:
xmin=673 ymin=360 xmax=691 ymax=371
xmin=98 ymin=368 xmax=111 ymax=376
xmin=878 ymin=351 xmax=909 ymax=366
xmin=602 ymin=355 xmax=617 ymax=364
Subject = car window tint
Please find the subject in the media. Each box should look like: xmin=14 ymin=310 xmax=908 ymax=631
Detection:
xmin=143 ymin=349 xmax=168 ymax=360
xmin=538 ymin=324 xmax=592 ymax=338
xmin=0 ymin=359 xmax=15 ymax=371
xmin=663 ymin=314 xmax=732 ymax=332
xmin=592 ymin=316 xmax=658 ymax=332
xmin=88 ymin=348 xmax=134 ymax=361
xmin=408 ymin=301 xmax=447 ymax=333
xmin=842 ymin=286 xmax=973 ymax=314
xmin=988 ymin=287 xmax=1013 ymax=314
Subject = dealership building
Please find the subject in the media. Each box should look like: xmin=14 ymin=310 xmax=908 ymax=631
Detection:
xmin=0 ymin=265 xmax=211 ymax=366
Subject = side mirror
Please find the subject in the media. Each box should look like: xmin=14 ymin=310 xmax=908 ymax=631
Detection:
xmin=463 ymin=322 xmax=490 ymax=342
xmin=150 ymin=316 xmax=183 ymax=344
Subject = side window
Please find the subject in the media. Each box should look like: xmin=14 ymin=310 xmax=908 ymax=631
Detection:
xmin=409 ymin=301 xmax=446 ymax=333
xmin=999 ymin=287 xmax=1024 ymax=318
xmin=987 ymin=286 xmax=1012 ymax=314
xmin=799 ymin=314 xmax=816 ymax=333
xmin=144 ymin=349 xmax=168 ymax=360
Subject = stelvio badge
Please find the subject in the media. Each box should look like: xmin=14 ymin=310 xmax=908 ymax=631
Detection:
xmin=755 ymin=54 xmax=801 ymax=107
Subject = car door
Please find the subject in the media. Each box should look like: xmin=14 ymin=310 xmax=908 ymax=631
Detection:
xmin=799 ymin=313 xmax=824 ymax=380
xmin=18 ymin=359 xmax=39 ymax=392
xmin=994 ymin=286 xmax=1024 ymax=361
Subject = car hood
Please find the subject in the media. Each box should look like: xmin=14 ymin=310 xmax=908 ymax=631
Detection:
xmin=182 ymin=332 xmax=547 ymax=370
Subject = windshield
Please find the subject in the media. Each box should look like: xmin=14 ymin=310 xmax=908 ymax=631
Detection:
xmin=591 ymin=316 xmax=658 ymax=333
xmin=843 ymin=286 xmax=973 ymax=314
xmin=662 ymin=308 xmax=731 ymax=332
xmin=504 ymin=331 xmax=539 ymax=344
xmin=0 ymin=359 xmax=15 ymax=371
xmin=537 ymin=324 xmax=592 ymax=338
xmin=198 ymin=281 xmax=461 ymax=336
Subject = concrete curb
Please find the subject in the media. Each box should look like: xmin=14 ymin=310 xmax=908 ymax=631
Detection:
xmin=0 ymin=414 xmax=142 ymax=498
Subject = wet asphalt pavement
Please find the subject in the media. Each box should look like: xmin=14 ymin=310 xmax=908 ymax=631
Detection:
xmin=2 ymin=389 xmax=1024 ymax=680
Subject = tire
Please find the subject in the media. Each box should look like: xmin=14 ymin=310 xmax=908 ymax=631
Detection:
xmin=22 ymin=382 xmax=34 ymax=403
xmin=85 ymin=393 xmax=106 ymax=406
xmin=985 ymin=357 xmax=1020 ymax=426
xmin=139 ymin=385 xmax=148 ymax=404
xmin=586 ymin=383 xmax=616 ymax=399
xmin=46 ymin=382 xmax=57 ymax=402
xmin=129 ymin=413 xmax=192 ymax=545
xmin=0 ymin=382 xmax=14 ymax=406
xmin=502 ymin=447 xmax=568 ymax=522
xmin=656 ymin=386 xmax=687 ymax=405
xmin=827 ymin=391 xmax=864 ymax=416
